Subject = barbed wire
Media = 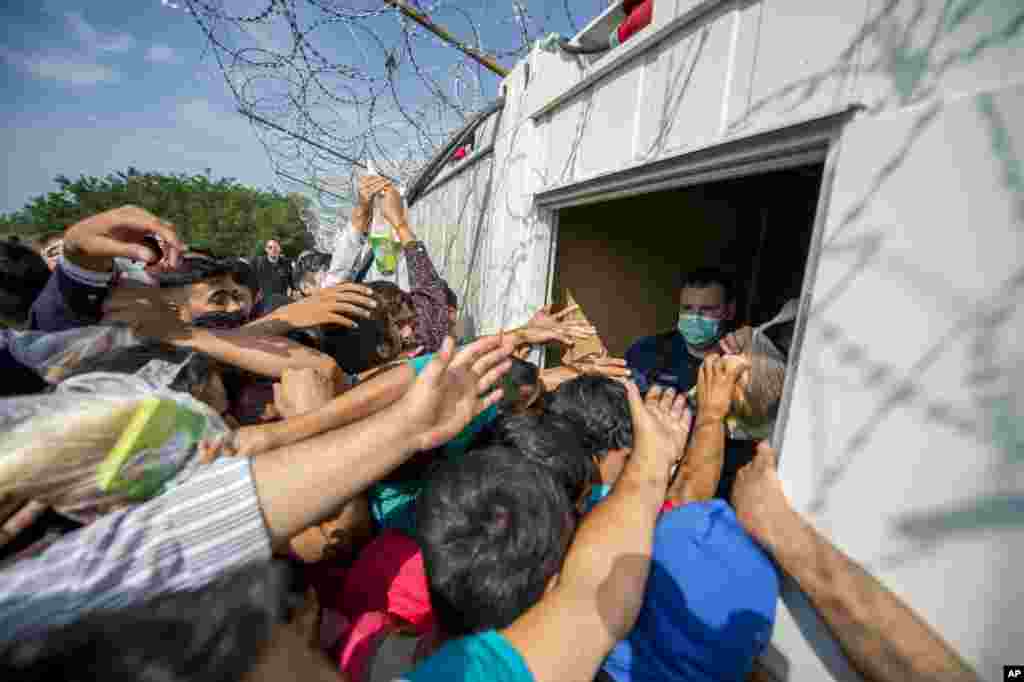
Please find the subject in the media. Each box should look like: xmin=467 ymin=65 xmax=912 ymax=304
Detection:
xmin=176 ymin=0 xmax=608 ymax=247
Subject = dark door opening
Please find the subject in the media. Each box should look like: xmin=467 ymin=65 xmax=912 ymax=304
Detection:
xmin=548 ymin=163 xmax=824 ymax=364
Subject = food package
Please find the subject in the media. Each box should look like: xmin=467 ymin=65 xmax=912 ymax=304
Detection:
xmin=0 ymin=374 xmax=230 ymax=518
xmin=562 ymin=289 xmax=608 ymax=365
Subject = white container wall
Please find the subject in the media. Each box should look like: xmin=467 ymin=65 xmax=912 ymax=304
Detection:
xmin=407 ymin=3 xmax=1023 ymax=678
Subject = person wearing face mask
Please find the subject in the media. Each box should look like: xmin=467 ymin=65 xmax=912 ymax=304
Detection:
xmin=625 ymin=267 xmax=738 ymax=395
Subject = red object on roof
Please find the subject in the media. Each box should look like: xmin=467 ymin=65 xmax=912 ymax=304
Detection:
xmin=452 ymin=146 xmax=468 ymax=162
xmin=618 ymin=0 xmax=653 ymax=44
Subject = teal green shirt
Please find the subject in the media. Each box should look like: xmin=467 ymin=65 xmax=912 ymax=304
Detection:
xmin=404 ymin=630 xmax=533 ymax=682
xmin=369 ymin=352 xmax=499 ymax=534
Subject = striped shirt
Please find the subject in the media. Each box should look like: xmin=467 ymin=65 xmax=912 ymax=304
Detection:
xmin=0 ymin=457 xmax=271 ymax=642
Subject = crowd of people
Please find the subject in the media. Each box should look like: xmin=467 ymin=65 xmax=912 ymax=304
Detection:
xmin=0 ymin=176 xmax=978 ymax=681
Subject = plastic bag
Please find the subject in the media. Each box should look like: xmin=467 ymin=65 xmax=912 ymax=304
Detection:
xmin=362 ymin=159 xmax=401 ymax=275
xmin=0 ymin=372 xmax=231 ymax=518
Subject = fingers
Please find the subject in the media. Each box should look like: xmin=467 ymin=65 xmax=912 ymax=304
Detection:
xmin=754 ymin=440 xmax=778 ymax=470
xmin=658 ymin=386 xmax=678 ymax=413
xmin=646 ymin=384 xmax=664 ymax=407
xmin=325 ymin=314 xmax=358 ymax=328
xmin=330 ymin=283 xmax=375 ymax=298
xmin=413 ymin=337 xmax=456 ymax=393
xmin=477 ymin=358 xmax=513 ymax=395
xmin=450 ymin=334 xmax=503 ymax=370
xmin=722 ymin=354 xmax=752 ymax=382
xmin=551 ymin=303 xmax=580 ymax=320
xmin=332 ymin=301 xmax=375 ymax=319
xmin=623 ymin=379 xmax=645 ymax=415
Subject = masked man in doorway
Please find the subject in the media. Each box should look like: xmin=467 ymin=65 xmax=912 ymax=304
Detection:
xmin=625 ymin=267 xmax=737 ymax=395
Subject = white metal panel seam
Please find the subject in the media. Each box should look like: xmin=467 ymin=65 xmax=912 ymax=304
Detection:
xmin=718 ymin=0 xmax=743 ymax=136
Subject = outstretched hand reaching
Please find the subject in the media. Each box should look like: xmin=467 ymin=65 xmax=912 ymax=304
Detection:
xmin=397 ymin=335 xmax=513 ymax=452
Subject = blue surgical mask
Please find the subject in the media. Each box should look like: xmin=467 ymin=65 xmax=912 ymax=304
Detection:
xmin=677 ymin=314 xmax=722 ymax=347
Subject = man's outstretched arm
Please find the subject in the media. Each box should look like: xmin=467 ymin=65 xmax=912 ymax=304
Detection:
xmin=732 ymin=443 xmax=979 ymax=682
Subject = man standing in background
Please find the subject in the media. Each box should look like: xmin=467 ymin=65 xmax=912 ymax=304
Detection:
xmin=251 ymin=239 xmax=293 ymax=308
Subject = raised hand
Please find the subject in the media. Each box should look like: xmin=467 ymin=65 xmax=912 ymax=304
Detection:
xmin=397 ymin=335 xmax=513 ymax=452
xmin=625 ymin=382 xmax=692 ymax=473
xmin=527 ymin=303 xmax=579 ymax=330
xmin=643 ymin=385 xmax=694 ymax=463
xmin=719 ymin=325 xmax=753 ymax=355
xmin=266 ymin=283 xmax=377 ymax=330
xmin=730 ymin=441 xmax=791 ymax=546
xmin=695 ymin=352 xmax=750 ymax=422
xmin=62 ymin=205 xmax=184 ymax=273
xmin=378 ymin=184 xmax=409 ymax=232
xmin=358 ymin=175 xmax=392 ymax=207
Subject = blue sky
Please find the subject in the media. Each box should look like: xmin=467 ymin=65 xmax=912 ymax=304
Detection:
xmin=0 ymin=1 xmax=603 ymax=215
xmin=0 ymin=0 xmax=282 ymax=213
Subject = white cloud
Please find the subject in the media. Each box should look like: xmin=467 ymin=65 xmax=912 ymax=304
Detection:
xmin=64 ymin=11 xmax=136 ymax=53
xmin=146 ymin=44 xmax=183 ymax=64
xmin=0 ymin=47 xmax=118 ymax=86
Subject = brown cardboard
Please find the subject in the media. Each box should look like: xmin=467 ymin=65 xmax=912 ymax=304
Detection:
xmin=562 ymin=289 xmax=608 ymax=364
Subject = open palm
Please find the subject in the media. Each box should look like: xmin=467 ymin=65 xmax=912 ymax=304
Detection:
xmin=398 ymin=335 xmax=513 ymax=452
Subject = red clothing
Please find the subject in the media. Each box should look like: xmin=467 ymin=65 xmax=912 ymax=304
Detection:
xmin=332 ymin=530 xmax=434 ymax=681
xmin=618 ymin=0 xmax=653 ymax=43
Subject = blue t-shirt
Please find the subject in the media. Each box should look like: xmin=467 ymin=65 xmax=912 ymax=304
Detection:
xmin=601 ymin=500 xmax=779 ymax=682
xmin=404 ymin=630 xmax=533 ymax=682
xmin=369 ymin=352 xmax=499 ymax=534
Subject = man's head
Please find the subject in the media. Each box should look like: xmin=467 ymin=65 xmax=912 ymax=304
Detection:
xmin=318 ymin=281 xmax=415 ymax=374
xmin=36 ymin=234 xmax=64 ymax=272
xmin=0 ymin=240 xmax=51 ymax=328
xmin=677 ymin=267 xmax=737 ymax=349
xmin=292 ymin=252 xmax=330 ymax=298
xmin=546 ymin=374 xmax=634 ymax=486
xmin=730 ymin=346 xmax=786 ymax=435
xmin=487 ymin=412 xmax=597 ymax=512
xmin=417 ymin=445 xmax=575 ymax=638
xmin=265 ymin=240 xmax=282 ymax=261
xmin=158 ymin=257 xmax=257 ymax=327
xmin=62 ymin=342 xmax=229 ymax=415
xmin=499 ymin=357 xmax=543 ymax=415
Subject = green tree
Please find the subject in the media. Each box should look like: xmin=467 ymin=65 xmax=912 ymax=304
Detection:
xmin=0 ymin=170 xmax=313 ymax=257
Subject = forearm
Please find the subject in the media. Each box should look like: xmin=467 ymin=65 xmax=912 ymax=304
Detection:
xmin=175 ymin=328 xmax=341 ymax=382
xmin=502 ymin=454 xmax=666 ymax=682
xmin=246 ymin=364 xmax=415 ymax=454
xmin=351 ymin=203 xmax=372 ymax=235
xmin=762 ymin=511 xmax=978 ymax=682
xmin=404 ymin=242 xmax=451 ymax=351
xmin=667 ymin=417 xmax=725 ymax=505
xmin=251 ymin=398 xmax=418 ymax=548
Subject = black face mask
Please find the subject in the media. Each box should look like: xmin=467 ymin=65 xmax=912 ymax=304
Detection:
xmin=191 ymin=310 xmax=248 ymax=329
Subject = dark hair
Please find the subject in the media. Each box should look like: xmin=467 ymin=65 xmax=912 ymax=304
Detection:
xmin=0 ymin=240 xmax=51 ymax=324
xmin=499 ymin=357 xmax=540 ymax=411
xmin=416 ymin=446 xmax=574 ymax=637
xmin=742 ymin=345 xmax=787 ymax=425
xmin=157 ymin=256 xmax=256 ymax=294
xmin=487 ymin=412 xmax=596 ymax=505
xmin=679 ymin=267 xmax=736 ymax=303
xmin=292 ymin=251 xmax=331 ymax=289
xmin=443 ymin=283 xmax=458 ymax=309
xmin=61 ymin=342 xmax=216 ymax=395
xmin=318 ymin=281 xmax=412 ymax=374
xmin=546 ymin=374 xmax=633 ymax=457
xmin=0 ymin=562 xmax=290 ymax=682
